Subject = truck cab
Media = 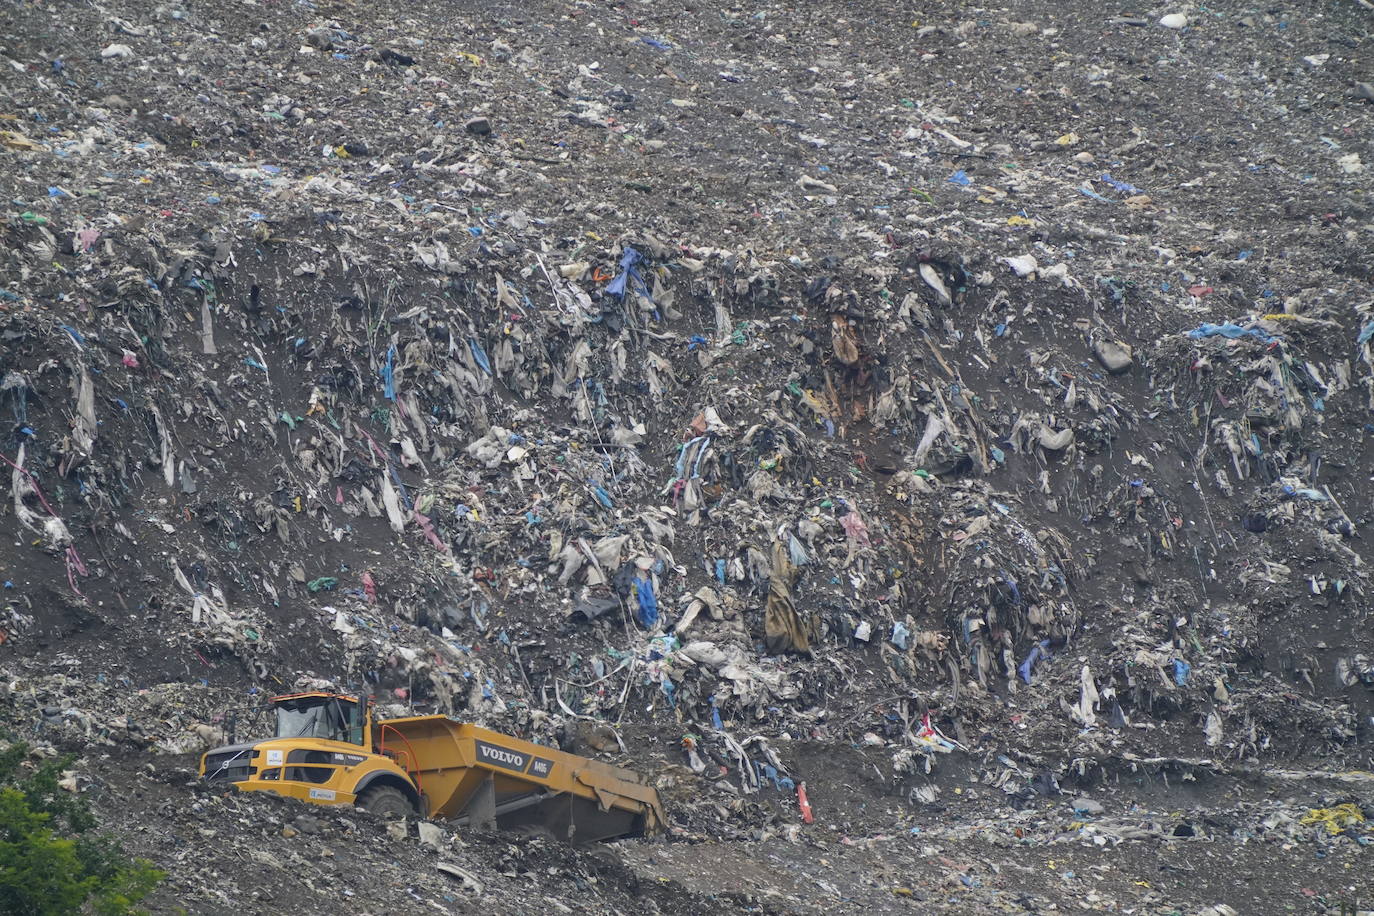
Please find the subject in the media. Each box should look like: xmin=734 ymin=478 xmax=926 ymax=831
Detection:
xmin=200 ymin=692 xmax=420 ymax=817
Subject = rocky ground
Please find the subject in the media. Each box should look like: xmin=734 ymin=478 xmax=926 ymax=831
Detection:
xmin=1 ymin=0 xmax=1373 ymax=911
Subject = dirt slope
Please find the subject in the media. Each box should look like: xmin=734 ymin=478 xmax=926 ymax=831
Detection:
xmin=1 ymin=0 xmax=1372 ymax=911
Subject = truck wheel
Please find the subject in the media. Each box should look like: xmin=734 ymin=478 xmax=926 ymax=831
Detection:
xmin=513 ymin=823 xmax=556 ymax=840
xmin=357 ymin=785 xmax=415 ymax=818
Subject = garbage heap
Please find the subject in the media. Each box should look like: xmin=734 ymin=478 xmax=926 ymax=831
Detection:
xmin=0 ymin=0 xmax=1370 ymax=824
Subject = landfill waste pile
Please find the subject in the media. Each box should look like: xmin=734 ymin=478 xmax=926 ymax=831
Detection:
xmin=2 ymin=0 xmax=1373 ymax=910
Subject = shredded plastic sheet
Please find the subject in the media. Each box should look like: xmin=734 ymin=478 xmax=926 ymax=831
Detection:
xmin=1187 ymin=323 xmax=1279 ymax=343
xmin=1299 ymin=803 xmax=1365 ymax=835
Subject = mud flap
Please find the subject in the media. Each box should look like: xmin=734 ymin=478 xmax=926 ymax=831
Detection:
xmin=468 ymin=773 xmax=496 ymax=830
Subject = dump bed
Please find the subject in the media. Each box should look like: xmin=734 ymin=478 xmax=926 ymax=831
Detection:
xmin=376 ymin=716 xmax=665 ymax=842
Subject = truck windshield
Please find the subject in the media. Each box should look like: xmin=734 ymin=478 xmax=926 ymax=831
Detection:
xmin=274 ymin=697 xmax=364 ymax=744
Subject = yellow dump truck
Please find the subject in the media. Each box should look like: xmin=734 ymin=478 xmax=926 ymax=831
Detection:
xmin=199 ymin=691 xmax=665 ymax=842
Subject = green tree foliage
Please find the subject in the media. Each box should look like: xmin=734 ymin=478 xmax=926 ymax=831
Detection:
xmin=0 ymin=742 xmax=164 ymax=915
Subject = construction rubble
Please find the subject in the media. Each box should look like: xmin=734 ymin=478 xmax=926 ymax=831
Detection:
xmin=1 ymin=0 xmax=1372 ymax=911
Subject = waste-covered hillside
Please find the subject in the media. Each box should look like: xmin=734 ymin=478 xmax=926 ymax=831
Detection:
xmin=1 ymin=0 xmax=1372 ymax=911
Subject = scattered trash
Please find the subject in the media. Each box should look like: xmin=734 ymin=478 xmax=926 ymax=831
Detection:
xmin=0 ymin=0 xmax=1368 ymax=910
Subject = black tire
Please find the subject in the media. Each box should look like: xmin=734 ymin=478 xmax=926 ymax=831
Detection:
xmin=512 ymin=822 xmax=556 ymax=840
xmin=357 ymin=785 xmax=415 ymax=818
